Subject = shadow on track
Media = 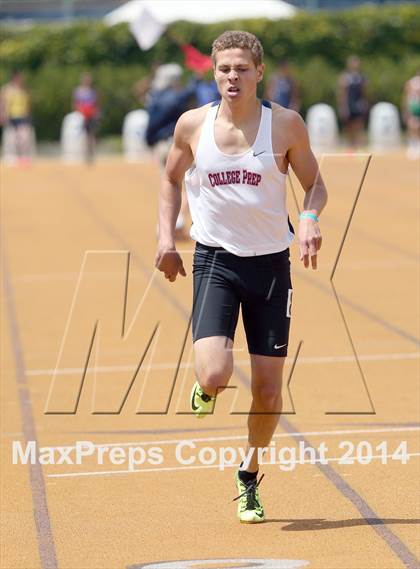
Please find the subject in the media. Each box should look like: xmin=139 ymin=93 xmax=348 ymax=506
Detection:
xmin=264 ymin=518 xmax=420 ymax=530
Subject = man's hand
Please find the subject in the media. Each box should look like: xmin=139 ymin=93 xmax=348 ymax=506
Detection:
xmin=155 ymin=245 xmax=186 ymax=282
xmin=298 ymin=218 xmax=322 ymax=270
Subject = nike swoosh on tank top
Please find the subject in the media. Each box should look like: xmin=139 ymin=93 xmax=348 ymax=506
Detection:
xmin=185 ymin=100 xmax=294 ymax=257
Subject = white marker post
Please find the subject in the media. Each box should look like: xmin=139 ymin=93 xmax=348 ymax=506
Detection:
xmin=61 ymin=111 xmax=87 ymax=163
xmin=306 ymin=103 xmax=339 ymax=153
xmin=122 ymin=109 xmax=149 ymax=162
xmin=368 ymin=102 xmax=401 ymax=152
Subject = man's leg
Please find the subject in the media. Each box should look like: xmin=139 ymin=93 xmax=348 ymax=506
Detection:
xmin=85 ymin=120 xmax=96 ymax=163
xmin=191 ymin=245 xmax=240 ymax=415
xmin=234 ymin=249 xmax=291 ymax=522
xmin=231 ymin=354 xmax=285 ymax=523
xmin=16 ymin=122 xmax=34 ymax=164
xmin=353 ymin=116 xmax=365 ymax=149
xmin=407 ymin=116 xmax=420 ymax=159
xmin=190 ymin=336 xmax=234 ymax=417
xmin=245 ymin=354 xmax=285 ymax=472
xmin=194 ymin=335 xmax=234 ymax=397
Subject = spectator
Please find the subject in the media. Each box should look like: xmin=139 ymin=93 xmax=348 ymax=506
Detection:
xmin=73 ymin=72 xmax=100 ymax=163
xmin=0 ymin=71 xmax=32 ymax=165
xmin=195 ymin=70 xmax=220 ymax=106
xmin=337 ymin=56 xmax=368 ymax=149
xmin=402 ymin=70 xmax=420 ymax=159
xmin=265 ymin=59 xmax=300 ymax=112
xmin=133 ymin=76 xmax=153 ymax=107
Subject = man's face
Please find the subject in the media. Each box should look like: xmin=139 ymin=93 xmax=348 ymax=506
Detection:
xmin=12 ymin=73 xmax=23 ymax=87
xmin=214 ymin=48 xmax=264 ymax=103
xmin=347 ymin=57 xmax=361 ymax=73
xmin=279 ymin=63 xmax=290 ymax=76
xmin=82 ymin=73 xmax=93 ymax=87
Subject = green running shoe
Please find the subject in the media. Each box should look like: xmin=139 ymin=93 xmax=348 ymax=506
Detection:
xmin=233 ymin=472 xmax=265 ymax=523
xmin=190 ymin=381 xmax=216 ymax=418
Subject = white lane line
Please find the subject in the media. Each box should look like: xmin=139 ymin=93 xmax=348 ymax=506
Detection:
xmin=46 ymin=452 xmax=420 ymax=479
xmin=25 ymin=352 xmax=420 ymax=377
xmin=46 ymin=426 xmax=420 ymax=451
xmin=12 ymin=271 xmax=146 ymax=284
xmin=314 ymin=473 xmax=352 ymax=477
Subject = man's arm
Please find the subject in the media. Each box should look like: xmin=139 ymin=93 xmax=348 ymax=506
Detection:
xmin=337 ymin=74 xmax=349 ymax=121
xmin=155 ymin=111 xmax=195 ymax=282
xmin=401 ymin=81 xmax=409 ymax=126
xmin=0 ymin=87 xmax=8 ymax=125
xmin=25 ymin=88 xmax=31 ymax=116
xmin=284 ymin=111 xmax=328 ymax=270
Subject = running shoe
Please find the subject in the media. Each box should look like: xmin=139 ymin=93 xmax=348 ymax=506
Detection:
xmin=190 ymin=381 xmax=216 ymax=418
xmin=233 ymin=472 xmax=265 ymax=523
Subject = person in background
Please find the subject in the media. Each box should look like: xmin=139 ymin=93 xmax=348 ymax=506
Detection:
xmin=73 ymin=72 xmax=100 ymax=163
xmin=133 ymin=76 xmax=153 ymax=107
xmin=146 ymin=64 xmax=197 ymax=239
xmin=195 ymin=69 xmax=221 ymax=106
xmin=265 ymin=59 xmax=300 ymax=112
xmin=0 ymin=71 xmax=32 ymax=165
xmin=337 ymin=55 xmax=368 ymax=149
xmin=402 ymin=70 xmax=420 ymax=160
xmin=132 ymin=62 xmax=161 ymax=107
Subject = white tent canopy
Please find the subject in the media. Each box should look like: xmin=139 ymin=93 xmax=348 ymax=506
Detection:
xmin=105 ymin=0 xmax=296 ymax=26
xmin=104 ymin=0 xmax=297 ymax=49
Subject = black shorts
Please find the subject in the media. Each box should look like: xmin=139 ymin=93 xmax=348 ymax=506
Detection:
xmin=346 ymin=111 xmax=365 ymax=122
xmin=192 ymin=242 xmax=293 ymax=357
xmin=83 ymin=117 xmax=97 ymax=134
xmin=8 ymin=117 xmax=30 ymax=128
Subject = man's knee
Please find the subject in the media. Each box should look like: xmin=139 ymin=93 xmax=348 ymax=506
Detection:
xmin=194 ymin=336 xmax=234 ymax=395
xmin=252 ymin=383 xmax=282 ymax=412
xmin=197 ymin=365 xmax=232 ymax=395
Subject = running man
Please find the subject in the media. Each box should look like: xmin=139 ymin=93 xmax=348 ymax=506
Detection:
xmin=155 ymin=31 xmax=328 ymax=523
xmin=337 ymin=55 xmax=368 ymax=149
xmin=0 ymin=71 xmax=32 ymax=164
xmin=402 ymin=70 xmax=420 ymax=159
xmin=73 ymin=72 xmax=100 ymax=163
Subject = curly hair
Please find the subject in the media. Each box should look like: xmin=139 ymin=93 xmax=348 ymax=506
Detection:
xmin=211 ymin=31 xmax=264 ymax=67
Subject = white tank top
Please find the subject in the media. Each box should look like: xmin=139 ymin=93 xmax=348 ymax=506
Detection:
xmin=185 ymin=100 xmax=294 ymax=257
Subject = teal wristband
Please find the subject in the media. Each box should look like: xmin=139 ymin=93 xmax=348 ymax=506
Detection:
xmin=300 ymin=212 xmax=319 ymax=222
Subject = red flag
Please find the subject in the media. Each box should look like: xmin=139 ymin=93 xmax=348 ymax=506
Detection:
xmin=181 ymin=43 xmax=213 ymax=73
